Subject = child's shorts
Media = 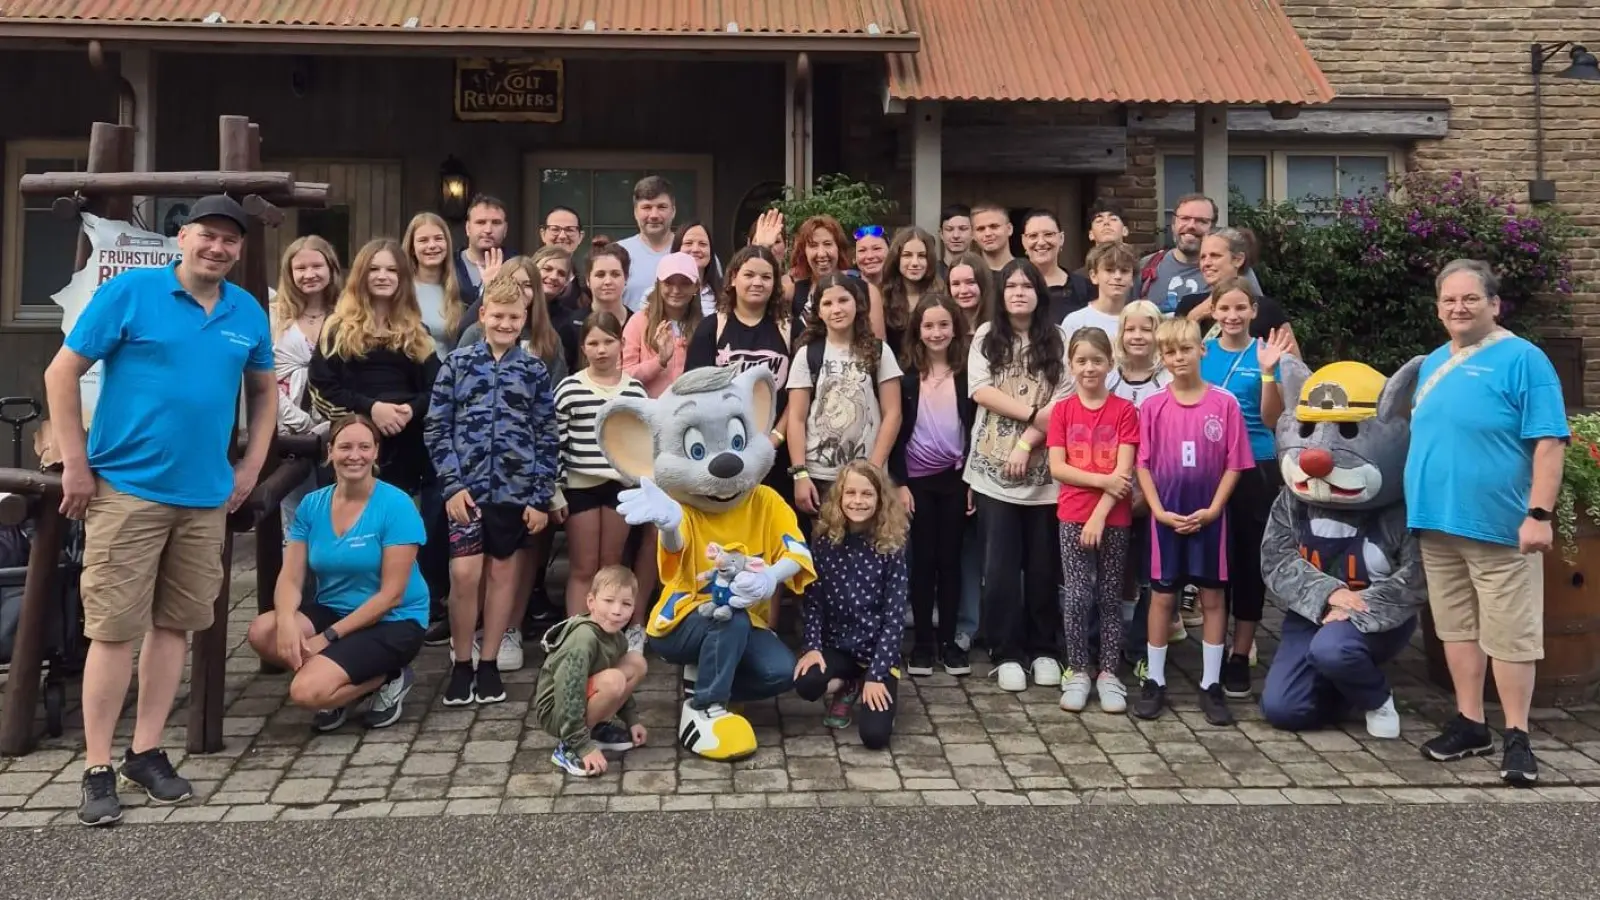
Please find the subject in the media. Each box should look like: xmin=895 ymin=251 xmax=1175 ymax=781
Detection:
xmin=1149 ymin=516 xmax=1228 ymax=594
xmin=566 ymin=482 xmax=624 ymax=516
xmin=448 ymin=502 xmax=532 ymax=560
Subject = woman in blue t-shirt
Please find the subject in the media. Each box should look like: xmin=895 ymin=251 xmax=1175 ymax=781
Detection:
xmin=247 ymin=414 xmax=432 ymax=732
xmin=1200 ymin=278 xmax=1295 ymax=701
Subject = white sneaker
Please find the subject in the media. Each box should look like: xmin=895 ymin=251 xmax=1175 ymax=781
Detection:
xmin=1249 ymin=640 xmax=1259 ymax=668
xmin=1366 ymin=695 xmax=1401 ymax=739
xmin=1096 ymin=673 xmax=1128 ymax=714
xmin=497 ymin=629 xmax=524 ymax=672
xmin=994 ymin=661 xmax=1028 ymax=692
xmin=1169 ymin=619 xmax=1188 ymax=643
xmin=625 ymin=624 xmax=646 ymax=655
xmin=1059 ymin=671 xmax=1092 ymax=712
xmin=954 ymin=632 xmax=973 ymax=652
xmin=470 ymin=629 xmax=483 ymax=664
xmin=1032 ymin=657 xmax=1063 ymax=688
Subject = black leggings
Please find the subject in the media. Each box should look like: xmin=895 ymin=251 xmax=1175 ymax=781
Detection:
xmin=907 ymin=468 xmax=966 ymax=651
xmin=1227 ymin=460 xmax=1282 ymax=623
xmin=793 ymin=648 xmax=898 ymax=750
xmin=976 ymin=494 xmax=1062 ymax=665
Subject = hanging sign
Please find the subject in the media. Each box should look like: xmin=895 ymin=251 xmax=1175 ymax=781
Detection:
xmin=454 ymin=57 xmax=565 ymax=123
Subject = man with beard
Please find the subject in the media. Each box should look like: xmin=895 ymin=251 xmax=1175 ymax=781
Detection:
xmin=619 ymin=176 xmax=677 ymax=312
xmin=454 ymin=194 xmax=516 ymax=308
xmin=45 ymin=195 xmax=278 ymax=826
xmin=1139 ymin=194 xmax=1260 ymax=312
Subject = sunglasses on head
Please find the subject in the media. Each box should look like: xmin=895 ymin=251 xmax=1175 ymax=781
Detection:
xmin=853 ymin=225 xmax=886 ymax=241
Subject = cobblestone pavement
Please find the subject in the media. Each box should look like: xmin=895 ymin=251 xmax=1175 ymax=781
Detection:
xmin=4 ymin=549 xmax=1600 ymax=827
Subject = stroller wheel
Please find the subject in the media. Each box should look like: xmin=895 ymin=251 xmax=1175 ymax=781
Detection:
xmin=43 ymin=678 xmax=64 ymax=737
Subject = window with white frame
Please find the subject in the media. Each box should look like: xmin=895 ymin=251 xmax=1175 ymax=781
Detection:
xmin=3 ymin=140 xmax=89 ymax=328
xmin=521 ymin=152 xmax=715 ymax=248
xmin=1158 ymin=148 xmax=1403 ymax=226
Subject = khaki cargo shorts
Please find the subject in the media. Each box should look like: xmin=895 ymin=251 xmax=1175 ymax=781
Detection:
xmin=80 ymin=480 xmax=227 ymax=643
xmin=1419 ymin=530 xmax=1544 ymax=662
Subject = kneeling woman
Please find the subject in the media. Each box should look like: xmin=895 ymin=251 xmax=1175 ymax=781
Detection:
xmin=248 ymin=414 xmax=431 ymax=730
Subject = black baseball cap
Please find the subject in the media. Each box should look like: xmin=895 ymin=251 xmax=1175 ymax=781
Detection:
xmin=186 ymin=194 xmax=249 ymax=233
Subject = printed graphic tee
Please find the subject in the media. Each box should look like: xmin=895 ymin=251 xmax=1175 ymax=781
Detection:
xmin=787 ymin=339 xmax=902 ymax=482
xmin=1136 ymin=385 xmax=1253 ymax=517
xmin=1047 ymin=394 xmax=1140 ymax=526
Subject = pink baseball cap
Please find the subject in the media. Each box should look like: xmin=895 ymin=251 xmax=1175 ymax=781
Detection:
xmin=656 ymin=252 xmax=700 ymax=283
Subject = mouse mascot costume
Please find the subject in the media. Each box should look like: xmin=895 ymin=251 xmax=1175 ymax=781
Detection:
xmin=595 ymin=367 xmax=814 ymax=761
xmin=1259 ymin=357 xmax=1428 ymax=739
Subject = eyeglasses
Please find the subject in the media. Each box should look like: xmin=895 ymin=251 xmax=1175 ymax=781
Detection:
xmin=543 ymin=225 xmax=580 ymax=236
xmin=853 ymin=225 xmax=886 ymax=241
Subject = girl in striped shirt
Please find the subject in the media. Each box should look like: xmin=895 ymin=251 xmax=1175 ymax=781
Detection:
xmin=555 ymin=312 xmax=650 ymax=625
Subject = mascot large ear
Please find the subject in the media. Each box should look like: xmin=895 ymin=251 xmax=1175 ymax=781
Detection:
xmin=1378 ymin=355 xmax=1425 ymax=422
xmin=734 ymin=366 xmax=778 ymax=434
xmin=1277 ymin=354 xmax=1312 ymax=414
xmin=594 ymin=396 xmax=657 ymax=484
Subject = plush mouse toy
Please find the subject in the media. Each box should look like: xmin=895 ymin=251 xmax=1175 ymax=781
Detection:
xmin=700 ymin=542 xmax=767 ymax=622
xmin=594 ymin=366 xmax=815 ymax=761
xmin=1259 ymin=356 xmax=1429 ymax=740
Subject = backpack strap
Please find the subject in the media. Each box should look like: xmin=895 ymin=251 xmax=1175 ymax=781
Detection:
xmin=1139 ymin=249 xmax=1168 ymax=299
xmin=807 ymin=338 xmax=826 ymax=383
xmin=715 ymin=312 xmax=728 ymax=344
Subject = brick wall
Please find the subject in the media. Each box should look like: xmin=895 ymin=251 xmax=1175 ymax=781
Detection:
xmin=1282 ymin=0 xmax=1600 ymax=403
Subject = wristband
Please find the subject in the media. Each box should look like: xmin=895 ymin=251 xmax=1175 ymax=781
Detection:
xmin=770 ymin=429 xmax=786 ymax=446
xmin=1261 ymin=374 xmax=1276 ymax=383
xmin=1015 ymin=439 xmax=1034 ymax=453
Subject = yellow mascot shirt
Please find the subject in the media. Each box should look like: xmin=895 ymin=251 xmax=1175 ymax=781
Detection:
xmin=646 ymin=485 xmax=816 ymax=638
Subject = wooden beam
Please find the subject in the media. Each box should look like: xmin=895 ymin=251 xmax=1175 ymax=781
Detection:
xmin=1128 ymin=103 xmax=1451 ymax=140
xmin=0 ymin=501 xmax=65 ymax=756
xmin=20 ymin=171 xmax=300 ymax=198
xmin=942 ymin=125 xmax=1127 ymax=175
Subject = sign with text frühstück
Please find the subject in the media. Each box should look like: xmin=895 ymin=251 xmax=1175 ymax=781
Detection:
xmin=454 ymin=58 xmax=565 ymax=123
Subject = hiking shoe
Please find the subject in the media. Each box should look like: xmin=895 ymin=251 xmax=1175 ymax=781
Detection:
xmin=551 ymin=742 xmax=591 ymax=776
xmin=1060 ymin=670 xmax=1092 ymax=712
xmin=363 ymin=666 xmax=414 ymax=729
xmin=1097 ymin=674 xmax=1129 ymax=714
xmin=442 ymin=661 xmax=476 ymax=706
xmin=497 ymin=629 xmax=525 ymax=672
xmin=118 ymin=748 xmax=192 ymax=804
xmin=1198 ymin=683 xmax=1235 ymax=726
xmin=422 ymin=618 xmax=451 ymax=646
xmin=1132 ymin=681 xmax=1167 ymax=720
xmin=474 ymin=660 xmax=507 ymax=704
xmin=591 ymin=720 xmax=635 ymax=753
xmin=824 ymin=683 xmax=858 ymax=729
xmin=994 ymin=661 xmax=1028 ymax=693
xmin=908 ymin=646 xmax=936 ymax=677
xmin=1420 ymin=714 xmax=1494 ymax=762
xmin=78 ymin=765 xmax=121 ymax=827
xmin=625 ymin=624 xmax=646 ymax=655
xmin=311 ymin=707 xmax=348 ymax=732
xmin=1500 ymin=728 xmax=1539 ymax=787
xmin=1032 ymin=657 xmax=1063 ymax=688
xmin=1366 ymin=695 xmax=1401 ymax=739
xmin=942 ymin=644 xmax=972 ymax=676
xmin=1221 ymin=654 xmax=1252 ymax=699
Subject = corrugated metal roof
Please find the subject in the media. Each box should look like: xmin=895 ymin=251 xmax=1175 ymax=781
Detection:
xmin=888 ymin=0 xmax=1335 ymax=105
xmin=0 ymin=0 xmax=915 ymax=34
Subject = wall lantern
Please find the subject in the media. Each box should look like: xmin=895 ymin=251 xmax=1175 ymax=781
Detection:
xmin=439 ymin=155 xmax=473 ymax=221
xmin=1529 ymin=41 xmax=1600 ymax=204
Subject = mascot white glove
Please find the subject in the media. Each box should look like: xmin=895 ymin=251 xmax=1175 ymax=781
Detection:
xmin=728 ymin=568 xmax=780 ymax=609
xmin=617 ymin=477 xmax=684 ymax=533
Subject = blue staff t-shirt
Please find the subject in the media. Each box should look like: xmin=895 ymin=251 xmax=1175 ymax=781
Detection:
xmin=290 ymin=482 xmax=431 ymax=627
xmin=1202 ymin=338 xmax=1276 ymax=461
xmin=65 ymin=263 xmax=274 ymax=508
xmin=1405 ymin=336 xmax=1569 ymax=547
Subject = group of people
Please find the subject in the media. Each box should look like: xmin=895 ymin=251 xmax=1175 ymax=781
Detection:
xmin=41 ymin=177 xmax=1567 ymax=827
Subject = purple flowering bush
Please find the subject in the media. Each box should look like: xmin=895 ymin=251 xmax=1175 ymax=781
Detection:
xmin=1232 ymin=170 xmax=1578 ymax=373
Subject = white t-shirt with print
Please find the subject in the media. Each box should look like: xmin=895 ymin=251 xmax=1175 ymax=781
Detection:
xmin=964 ymin=323 xmax=1072 ymax=506
xmin=787 ymin=339 xmax=902 ymax=482
xmin=1061 ymin=305 xmax=1122 ymax=347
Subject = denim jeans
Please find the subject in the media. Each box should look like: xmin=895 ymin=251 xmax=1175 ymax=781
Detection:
xmin=957 ymin=514 xmax=982 ymax=639
xmin=648 ymin=609 xmax=796 ymax=708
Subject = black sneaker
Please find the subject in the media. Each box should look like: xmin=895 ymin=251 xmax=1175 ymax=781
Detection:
xmin=591 ymin=720 xmax=635 ymax=752
xmin=474 ymin=660 xmax=506 ymax=704
xmin=942 ymin=644 xmax=972 ymax=676
xmin=1132 ymin=681 xmax=1167 ymax=720
xmin=1420 ymin=713 xmax=1495 ymax=762
xmin=311 ymin=707 xmax=348 ymax=732
xmin=1221 ymin=654 xmax=1252 ymax=699
xmin=1500 ymin=728 xmax=1539 ymax=787
xmin=78 ymin=765 xmax=121 ymax=827
xmin=118 ymin=748 xmax=192 ymax=804
xmin=423 ymin=618 xmax=452 ymax=647
xmin=1198 ymin=683 xmax=1236 ymax=726
xmin=442 ymin=660 xmax=476 ymax=706
xmin=907 ymin=646 xmax=936 ymax=677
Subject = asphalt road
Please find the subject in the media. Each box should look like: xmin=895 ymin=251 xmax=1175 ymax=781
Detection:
xmin=1 ymin=804 xmax=1596 ymax=899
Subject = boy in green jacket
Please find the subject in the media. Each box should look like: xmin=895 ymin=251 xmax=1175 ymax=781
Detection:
xmin=535 ymin=565 xmax=649 ymax=775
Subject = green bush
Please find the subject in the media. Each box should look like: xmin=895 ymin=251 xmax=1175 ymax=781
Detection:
xmin=769 ymin=174 xmax=897 ymax=238
xmin=1233 ymin=170 xmax=1579 ymax=373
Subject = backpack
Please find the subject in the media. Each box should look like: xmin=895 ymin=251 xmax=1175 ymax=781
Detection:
xmin=1138 ymin=249 xmax=1169 ymax=300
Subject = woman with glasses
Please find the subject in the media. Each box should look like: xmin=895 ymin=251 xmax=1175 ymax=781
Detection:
xmin=1020 ymin=209 xmax=1083 ymax=325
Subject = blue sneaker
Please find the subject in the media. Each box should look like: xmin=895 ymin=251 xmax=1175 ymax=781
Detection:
xmin=362 ymin=666 xmax=414 ymax=729
xmin=551 ymin=742 xmax=590 ymax=776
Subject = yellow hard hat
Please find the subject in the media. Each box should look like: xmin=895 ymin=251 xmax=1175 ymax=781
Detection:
xmin=1296 ymin=361 xmax=1387 ymax=423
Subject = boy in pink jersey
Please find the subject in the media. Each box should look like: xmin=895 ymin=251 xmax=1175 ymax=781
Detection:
xmin=1132 ymin=318 xmax=1252 ymax=724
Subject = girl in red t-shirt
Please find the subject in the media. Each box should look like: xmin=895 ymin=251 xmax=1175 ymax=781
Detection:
xmin=1047 ymin=327 xmax=1140 ymax=714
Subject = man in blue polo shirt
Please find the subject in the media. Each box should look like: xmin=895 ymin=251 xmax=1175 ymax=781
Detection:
xmin=44 ymin=194 xmax=279 ymax=826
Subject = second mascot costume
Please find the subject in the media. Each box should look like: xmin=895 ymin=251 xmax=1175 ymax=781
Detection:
xmin=1259 ymin=356 xmax=1428 ymax=739
xmin=595 ymin=366 xmax=814 ymax=761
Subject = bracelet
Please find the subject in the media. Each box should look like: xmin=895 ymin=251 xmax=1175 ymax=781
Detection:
xmin=770 ymin=429 xmax=786 ymax=446
xmin=1015 ymin=438 xmax=1034 ymax=453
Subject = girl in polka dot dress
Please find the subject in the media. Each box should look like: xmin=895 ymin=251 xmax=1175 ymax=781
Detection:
xmin=791 ymin=461 xmax=910 ymax=750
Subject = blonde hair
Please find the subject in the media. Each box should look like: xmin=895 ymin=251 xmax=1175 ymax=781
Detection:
xmin=271 ymin=236 xmax=342 ymax=337
xmin=492 ymin=255 xmax=562 ymax=363
xmin=1210 ymin=275 xmax=1257 ymax=305
xmin=480 ymin=275 xmax=525 ymax=309
xmin=1115 ymin=300 xmax=1164 ymax=367
xmin=1154 ymin=316 xmax=1202 ymax=355
xmin=322 ymin=238 xmax=434 ymax=362
xmin=814 ymin=461 xmax=909 ymax=555
xmin=402 ymin=212 xmax=465 ymax=339
xmin=590 ymin=565 xmax=638 ymax=599
xmin=641 ymin=265 xmax=705 ymax=354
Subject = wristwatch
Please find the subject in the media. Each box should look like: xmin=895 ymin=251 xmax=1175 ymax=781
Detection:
xmin=1528 ymin=507 xmax=1552 ymax=522
xmin=322 ymin=627 xmax=341 ymax=644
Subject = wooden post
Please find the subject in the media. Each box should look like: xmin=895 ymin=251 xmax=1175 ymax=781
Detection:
xmin=0 ymin=499 xmax=65 ymax=756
